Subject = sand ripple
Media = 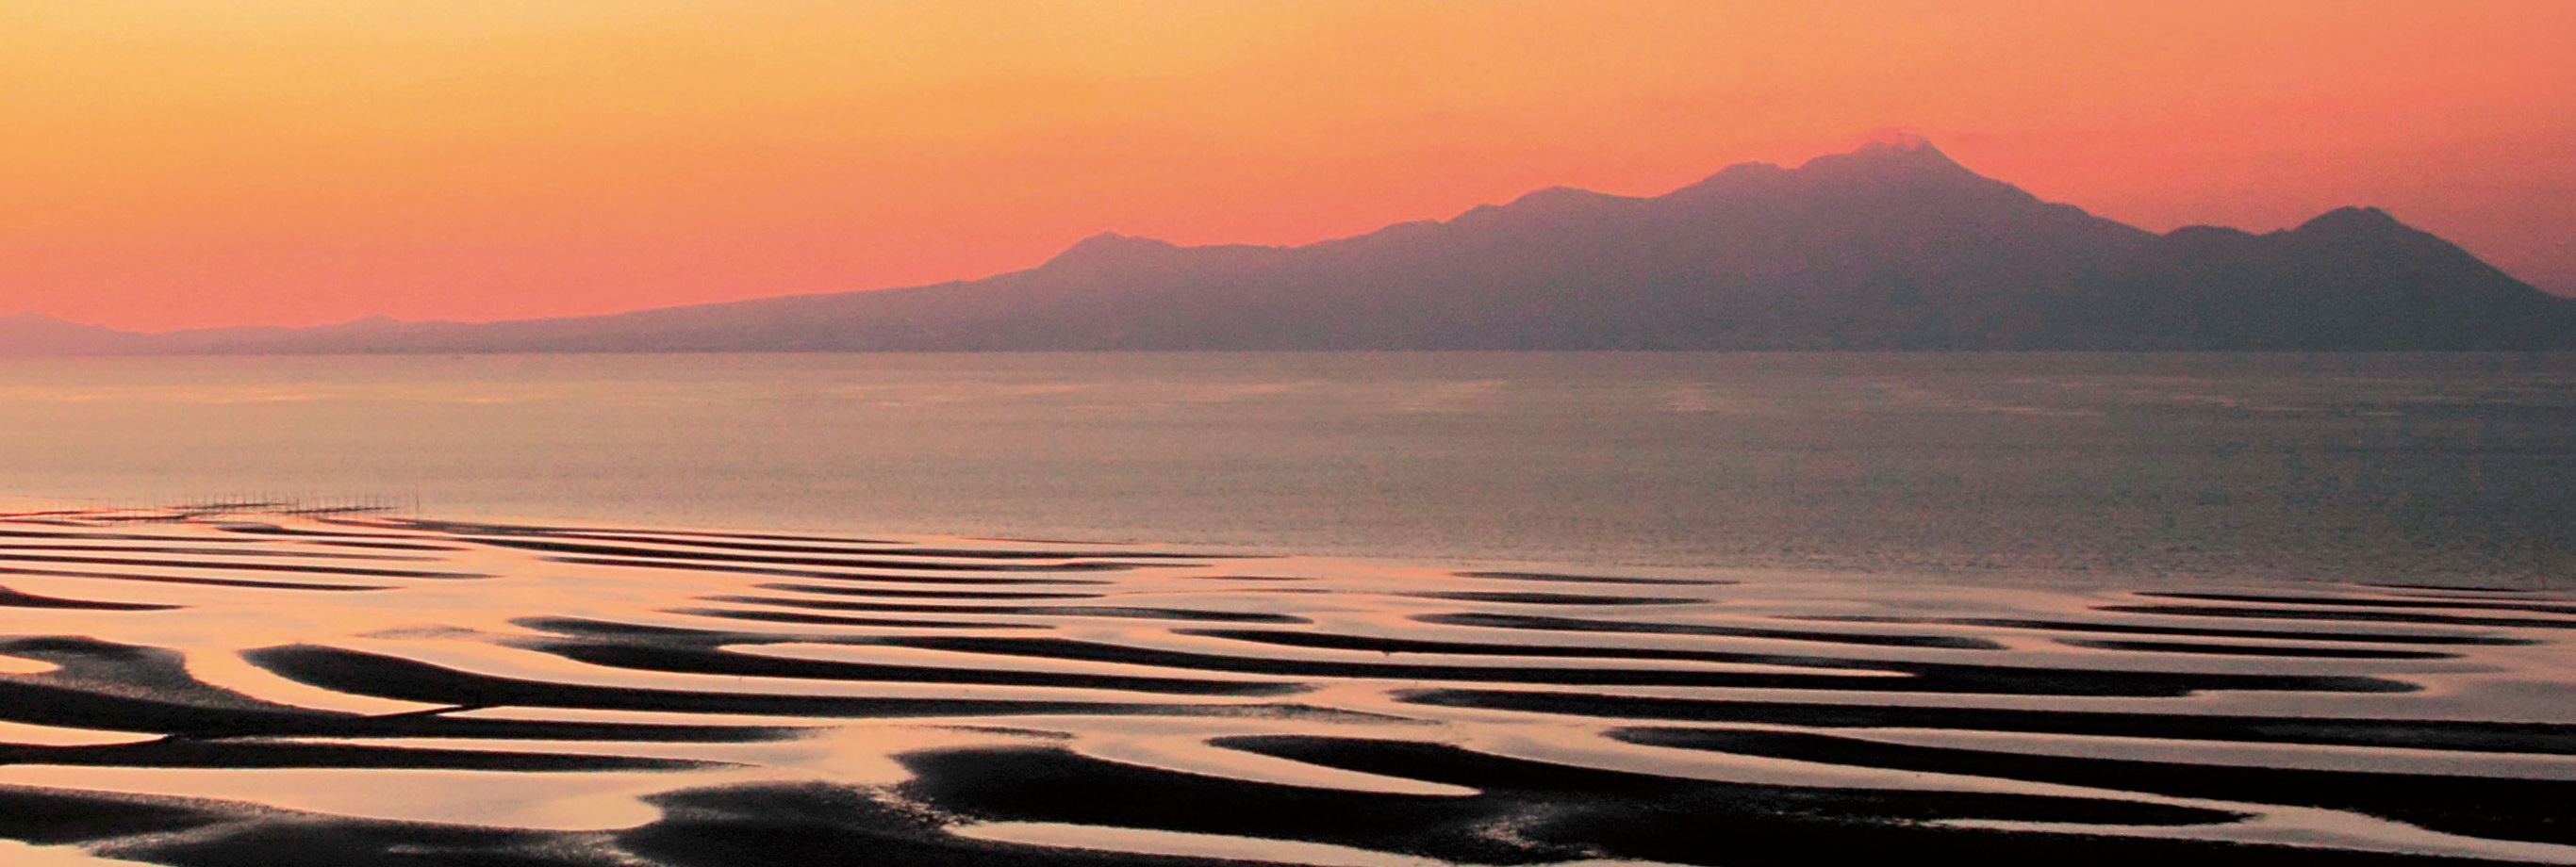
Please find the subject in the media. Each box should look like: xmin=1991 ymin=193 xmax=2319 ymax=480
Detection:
xmin=1 ymin=508 xmax=2571 ymax=865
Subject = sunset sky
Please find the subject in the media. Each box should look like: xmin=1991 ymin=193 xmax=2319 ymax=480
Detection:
xmin=5 ymin=1 xmax=2571 ymax=332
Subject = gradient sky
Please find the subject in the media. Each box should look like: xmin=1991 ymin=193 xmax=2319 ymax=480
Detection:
xmin=5 ymin=1 xmax=2572 ymax=332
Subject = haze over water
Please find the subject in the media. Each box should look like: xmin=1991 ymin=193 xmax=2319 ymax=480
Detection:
xmin=5 ymin=352 xmax=2571 ymax=586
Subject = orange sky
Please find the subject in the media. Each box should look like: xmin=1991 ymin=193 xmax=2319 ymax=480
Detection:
xmin=5 ymin=0 xmax=2572 ymax=331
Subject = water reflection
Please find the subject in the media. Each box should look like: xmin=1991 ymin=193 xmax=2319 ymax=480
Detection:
xmin=1 ymin=507 xmax=2572 ymax=864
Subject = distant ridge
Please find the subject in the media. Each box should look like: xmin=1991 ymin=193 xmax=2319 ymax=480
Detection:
xmin=9 ymin=139 xmax=2573 ymax=353
xmin=0 ymin=311 xmax=152 ymax=354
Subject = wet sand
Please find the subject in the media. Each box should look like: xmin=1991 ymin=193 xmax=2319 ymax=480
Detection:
xmin=2 ymin=507 xmax=2574 ymax=865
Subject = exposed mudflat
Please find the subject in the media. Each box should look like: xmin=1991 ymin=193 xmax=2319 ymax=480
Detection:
xmin=2 ymin=507 xmax=2573 ymax=866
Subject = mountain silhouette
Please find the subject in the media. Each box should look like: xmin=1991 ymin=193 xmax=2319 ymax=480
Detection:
xmin=0 ymin=311 xmax=151 ymax=354
xmin=8 ymin=139 xmax=2570 ymax=353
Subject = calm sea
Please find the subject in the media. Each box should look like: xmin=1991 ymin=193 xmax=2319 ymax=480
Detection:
xmin=3 ymin=352 xmax=2572 ymax=584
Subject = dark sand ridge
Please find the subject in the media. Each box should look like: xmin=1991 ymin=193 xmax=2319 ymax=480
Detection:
xmin=0 ymin=636 xmax=807 ymax=744
xmin=663 ymin=608 xmax=1049 ymax=630
xmin=357 ymin=515 xmax=1215 ymax=559
xmin=1454 ymin=569 xmax=1736 ymax=586
xmin=1613 ymin=728 xmax=2576 ymax=847
xmin=538 ymin=535 xmax=1225 ymax=561
xmin=541 ymin=556 xmax=1121 ymax=585
xmin=0 ymin=564 xmax=394 ymax=591
xmin=0 ymin=740 xmax=722 ymax=774
xmin=884 ymin=738 xmax=2527 ymax=867
xmin=464 ymin=537 xmax=1206 ymax=571
xmin=522 ymin=614 xmax=2264 ymax=696
xmin=5 ymin=509 xmax=2575 ymax=865
xmin=2048 ymin=638 xmax=2457 ymax=660
xmin=363 ymin=514 xmax=1226 ymax=565
xmin=2137 ymin=592 xmax=2576 ymax=616
xmin=0 ymin=544 xmax=441 ymax=562
xmin=695 ymin=595 xmax=1311 ymax=625
xmin=345 ymin=515 xmax=913 ymax=545
xmin=296 ymin=539 xmax=473 ymax=552
xmin=714 ymin=632 xmax=2420 ymax=696
xmin=503 ymin=638 xmax=1311 ymax=698
xmin=1400 ymin=591 xmax=1708 ymax=605
xmin=1183 ymin=625 xmax=2464 ymax=668
xmin=0 ymin=784 xmax=663 ymax=867
xmin=0 ymin=751 xmax=2535 ymax=867
xmin=1411 ymin=611 xmax=2007 ymax=648
xmin=0 ymin=552 xmax=485 ymax=580
xmin=1398 ymin=692 xmax=2576 ymax=755
xmin=0 ymin=530 xmax=272 ymax=544
xmin=0 ymin=585 xmax=182 ymax=612
xmin=359 ymin=515 xmax=1237 ymax=562
xmin=2096 ymin=604 xmax=2576 ymax=630
xmin=746 ymin=583 xmax=1102 ymax=600
xmin=1792 ymin=614 xmax=2537 ymax=646
xmin=240 ymin=644 xmax=1391 ymax=723
xmin=216 ymin=519 xmax=463 ymax=532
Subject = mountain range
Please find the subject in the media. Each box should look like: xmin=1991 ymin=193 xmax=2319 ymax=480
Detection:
xmin=8 ymin=139 xmax=2571 ymax=353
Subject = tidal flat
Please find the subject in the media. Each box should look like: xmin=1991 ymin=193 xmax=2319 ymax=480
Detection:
xmin=0 ymin=508 xmax=2571 ymax=865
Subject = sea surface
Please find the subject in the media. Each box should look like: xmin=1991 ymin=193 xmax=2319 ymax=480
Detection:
xmin=4 ymin=352 xmax=2574 ymax=584
xmin=4 ymin=352 xmax=2576 ymax=865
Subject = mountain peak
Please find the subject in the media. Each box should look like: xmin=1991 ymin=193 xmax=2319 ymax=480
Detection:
xmin=2294 ymin=205 xmax=2403 ymax=236
xmin=1854 ymin=129 xmax=1940 ymax=155
xmin=1507 ymin=186 xmax=1620 ymax=207
xmin=1449 ymin=186 xmax=1629 ymax=223
xmin=1041 ymin=232 xmax=1182 ymax=270
xmin=1796 ymin=135 xmax=1973 ymax=179
xmin=1665 ymin=139 xmax=1975 ymax=200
